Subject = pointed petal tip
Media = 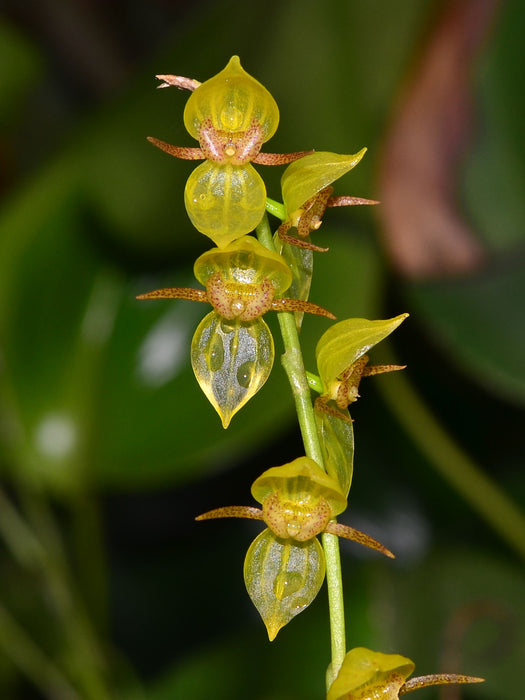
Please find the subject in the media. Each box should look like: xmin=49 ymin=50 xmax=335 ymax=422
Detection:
xmin=220 ymin=414 xmax=232 ymax=429
xmin=266 ymin=626 xmax=280 ymax=642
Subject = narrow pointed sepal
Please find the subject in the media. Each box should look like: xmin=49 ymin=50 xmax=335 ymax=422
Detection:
xmin=324 ymin=522 xmax=395 ymax=558
xmin=196 ymin=506 xmax=263 ymax=522
xmin=277 ymin=226 xmax=329 ymax=252
xmin=147 ymin=136 xmax=204 ymax=160
xmin=155 ymin=74 xmax=201 ymax=91
xmin=400 ymin=674 xmax=484 ymax=695
xmin=314 ymin=397 xmax=354 ymax=423
xmin=362 ymin=363 xmax=406 ymax=377
xmin=244 ymin=529 xmax=325 ymax=641
xmin=136 ymin=287 xmax=208 ymax=302
xmin=327 ymin=195 xmax=380 ymax=208
xmin=191 ymin=312 xmax=274 ymax=428
xmin=253 ymin=150 xmax=314 ymax=165
xmin=271 ymin=297 xmax=336 ymax=320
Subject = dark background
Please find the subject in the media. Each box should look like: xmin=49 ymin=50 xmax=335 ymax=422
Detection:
xmin=0 ymin=0 xmax=524 ymax=698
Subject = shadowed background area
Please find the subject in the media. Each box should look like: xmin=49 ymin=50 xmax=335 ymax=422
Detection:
xmin=0 ymin=0 xmax=524 ymax=698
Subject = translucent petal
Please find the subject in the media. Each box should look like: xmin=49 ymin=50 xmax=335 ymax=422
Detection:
xmin=191 ymin=312 xmax=274 ymax=428
xmin=327 ymin=647 xmax=415 ymax=700
xmin=316 ymin=315 xmax=409 ymax=388
xmin=251 ymin=456 xmax=346 ymax=517
xmin=244 ymin=528 xmax=325 ymax=641
xmin=184 ymin=161 xmax=267 ymax=247
xmin=194 ymin=235 xmax=292 ymax=296
xmin=184 ymin=55 xmax=279 ymax=142
xmin=281 ymin=150 xmax=367 ymax=217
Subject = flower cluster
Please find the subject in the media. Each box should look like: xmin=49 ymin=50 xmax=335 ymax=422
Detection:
xmin=142 ymin=57 xmax=483 ymax=699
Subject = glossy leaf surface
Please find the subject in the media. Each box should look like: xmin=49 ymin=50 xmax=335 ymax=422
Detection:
xmin=244 ymin=528 xmax=325 ymax=641
xmin=184 ymin=161 xmax=267 ymax=247
xmin=327 ymin=647 xmax=415 ymax=700
xmin=191 ymin=312 xmax=273 ymax=428
xmin=183 ymin=55 xmax=279 ymax=142
xmin=281 ymin=150 xmax=367 ymax=217
xmin=316 ymin=315 xmax=408 ymax=388
xmin=315 ymin=407 xmax=354 ymax=497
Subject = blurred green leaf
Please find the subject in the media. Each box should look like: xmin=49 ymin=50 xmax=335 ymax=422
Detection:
xmin=462 ymin=0 xmax=525 ymax=252
xmin=0 ymin=21 xmax=43 ymax=128
xmin=407 ymin=257 xmax=525 ymax=404
xmin=0 ymin=199 xmax=381 ymax=491
xmin=374 ymin=549 xmax=525 ymax=700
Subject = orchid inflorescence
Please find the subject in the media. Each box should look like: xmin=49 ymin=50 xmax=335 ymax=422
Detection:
xmin=140 ymin=56 xmax=484 ymax=698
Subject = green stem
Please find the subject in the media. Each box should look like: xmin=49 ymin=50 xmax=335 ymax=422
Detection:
xmin=265 ymin=197 xmax=287 ymax=221
xmin=256 ymin=215 xmax=346 ymax=685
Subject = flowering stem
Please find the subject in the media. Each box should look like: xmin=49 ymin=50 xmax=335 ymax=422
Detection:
xmin=256 ymin=214 xmax=346 ymax=687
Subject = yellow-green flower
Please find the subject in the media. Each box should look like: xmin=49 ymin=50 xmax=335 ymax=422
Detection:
xmin=148 ymin=56 xmax=311 ymax=247
xmin=138 ymin=237 xmax=334 ymax=427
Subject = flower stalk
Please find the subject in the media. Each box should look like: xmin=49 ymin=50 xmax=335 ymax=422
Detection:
xmin=257 ymin=214 xmax=347 ymax=684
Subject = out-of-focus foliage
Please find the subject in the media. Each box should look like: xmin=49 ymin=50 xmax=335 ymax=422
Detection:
xmin=0 ymin=0 xmax=524 ymax=698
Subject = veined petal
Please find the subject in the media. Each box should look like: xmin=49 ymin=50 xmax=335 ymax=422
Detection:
xmin=194 ymin=235 xmax=292 ymax=295
xmin=185 ymin=161 xmax=267 ymax=247
xmin=191 ymin=312 xmax=274 ymax=428
xmin=244 ymin=528 xmax=325 ymax=641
